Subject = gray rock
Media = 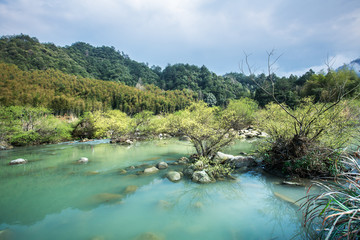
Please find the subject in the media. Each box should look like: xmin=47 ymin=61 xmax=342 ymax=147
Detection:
xmin=156 ymin=161 xmax=168 ymax=169
xmin=166 ymin=171 xmax=182 ymax=182
xmin=9 ymin=158 xmax=27 ymax=165
xmin=177 ymin=157 xmax=189 ymax=164
xmin=225 ymin=156 xmax=256 ymax=168
xmin=144 ymin=166 xmax=159 ymax=174
xmin=215 ymin=152 xmax=234 ymax=161
xmin=183 ymin=165 xmax=195 ymax=177
xmin=78 ymin=157 xmax=89 ymax=163
xmin=192 ymin=170 xmax=213 ymax=183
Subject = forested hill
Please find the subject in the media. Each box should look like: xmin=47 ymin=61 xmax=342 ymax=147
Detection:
xmin=0 ymin=34 xmax=252 ymax=106
xmin=0 ymin=63 xmax=196 ymax=115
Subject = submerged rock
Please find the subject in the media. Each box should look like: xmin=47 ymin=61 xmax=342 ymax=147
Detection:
xmin=118 ymin=169 xmax=127 ymax=175
xmin=0 ymin=228 xmax=13 ymax=239
xmin=124 ymin=185 xmax=138 ymax=194
xmin=90 ymin=236 xmax=105 ymax=240
xmin=144 ymin=166 xmax=159 ymax=174
xmin=166 ymin=171 xmax=182 ymax=182
xmin=156 ymin=161 xmax=168 ymax=169
xmin=92 ymin=193 xmax=123 ymax=203
xmin=9 ymin=158 xmax=27 ymax=165
xmin=78 ymin=157 xmax=89 ymax=163
xmin=273 ymin=192 xmax=299 ymax=206
xmin=134 ymin=232 xmax=165 ymax=240
xmin=193 ymin=201 xmax=203 ymax=209
xmin=192 ymin=170 xmax=213 ymax=183
xmin=157 ymin=200 xmax=172 ymax=210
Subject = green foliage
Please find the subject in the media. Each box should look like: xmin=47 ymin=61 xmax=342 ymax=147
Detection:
xmin=256 ymin=99 xmax=357 ymax=177
xmin=0 ymin=105 xmax=73 ymax=146
xmin=222 ymin=98 xmax=258 ymax=130
xmin=199 ymin=156 xmax=234 ymax=179
xmin=161 ymin=64 xmax=249 ymax=106
xmin=302 ymin=69 xmax=360 ymax=102
xmin=92 ymin=110 xmax=132 ymax=138
xmin=164 ymin=102 xmax=238 ymax=158
xmin=0 ymin=63 xmax=195 ymax=115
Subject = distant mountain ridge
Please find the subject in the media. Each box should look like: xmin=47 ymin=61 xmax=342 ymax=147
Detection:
xmin=338 ymin=58 xmax=360 ymax=76
xmin=0 ymin=34 xmax=252 ymax=106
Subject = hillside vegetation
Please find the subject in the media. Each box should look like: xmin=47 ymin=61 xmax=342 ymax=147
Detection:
xmin=0 ymin=63 xmax=195 ymax=115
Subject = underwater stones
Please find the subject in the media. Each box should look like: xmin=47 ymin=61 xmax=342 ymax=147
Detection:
xmin=273 ymin=192 xmax=299 ymax=206
xmin=134 ymin=232 xmax=165 ymax=240
xmin=144 ymin=166 xmax=159 ymax=174
xmin=0 ymin=228 xmax=13 ymax=239
xmin=124 ymin=185 xmax=138 ymax=194
xmin=78 ymin=157 xmax=89 ymax=163
xmin=166 ymin=171 xmax=182 ymax=182
xmin=193 ymin=201 xmax=203 ymax=209
xmin=86 ymin=171 xmax=100 ymax=175
xmin=93 ymin=193 xmax=123 ymax=203
xmin=282 ymin=180 xmax=305 ymax=186
xmin=157 ymin=200 xmax=172 ymax=209
xmin=119 ymin=169 xmax=127 ymax=175
xmin=156 ymin=161 xmax=168 ymax=169
xmin=90 ymin=236 xmax=105 ymax=240
xmin=9 ymin=158 xmax=27 ymax=165
xmin=192 ymin=170 xmax=212 ymax=183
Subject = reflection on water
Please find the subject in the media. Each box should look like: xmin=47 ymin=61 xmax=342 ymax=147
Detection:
xmin=0 ymin=139 xmax=310 ymax=240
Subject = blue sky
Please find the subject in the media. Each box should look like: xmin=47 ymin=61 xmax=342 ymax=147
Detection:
xmin=0 ymin=0 xmax=359 ymax=76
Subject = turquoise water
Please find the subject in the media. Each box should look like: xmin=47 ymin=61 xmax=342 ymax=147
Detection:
xmin=0 ymin=139 xmax=310 ymax=240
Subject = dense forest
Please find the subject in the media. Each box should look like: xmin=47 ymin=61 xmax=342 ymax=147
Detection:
xmin=0 ymin=63 xmax=196 ymax=115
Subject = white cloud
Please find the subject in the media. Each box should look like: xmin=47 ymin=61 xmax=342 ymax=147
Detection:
xmin=0 ymin=0 xmax=359 ymax=74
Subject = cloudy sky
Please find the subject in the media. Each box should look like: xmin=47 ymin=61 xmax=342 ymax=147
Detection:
xmin=0 ymin=0 xmax=359 ymax=76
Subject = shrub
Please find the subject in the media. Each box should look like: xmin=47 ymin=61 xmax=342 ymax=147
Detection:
xmin=256 ymin=99 xmax=356 ymax=177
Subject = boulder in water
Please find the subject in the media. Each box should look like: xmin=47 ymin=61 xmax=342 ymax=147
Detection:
xmin=78 ymin=157 xmax=89 ymax=163
xmin=144 ymin=166 xmax=159 ymax=174
xmin=156 ymin=161 xmax=168 ymax=169
xmin=192 ymin=170 xmax=213 ymax=183
xmin=166 ymin=171 xmax=182 ymax=182
xmin=9 ymin=158 xmax=27 ymax=165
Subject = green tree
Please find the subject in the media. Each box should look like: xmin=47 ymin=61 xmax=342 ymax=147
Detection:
xmin=164 ymin=102 xmax=238 ymax=158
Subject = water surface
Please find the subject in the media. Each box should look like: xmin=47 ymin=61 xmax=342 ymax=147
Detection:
xmin=0 ymin=139 xmax=310 ymax=240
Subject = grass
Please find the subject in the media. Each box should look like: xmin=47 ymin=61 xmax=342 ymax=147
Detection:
xmin=300 ymin=152 xmax=360 ymax=239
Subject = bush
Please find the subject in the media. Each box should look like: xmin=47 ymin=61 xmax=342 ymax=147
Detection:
xmin=256 ymin=99 xmax=356 ymax=177
xmin=10 ymin=131 xmax=40 ymax=146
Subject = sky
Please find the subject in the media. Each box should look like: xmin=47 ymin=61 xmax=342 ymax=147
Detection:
xmin=0 ymin=0 xmax=359 ymax=76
